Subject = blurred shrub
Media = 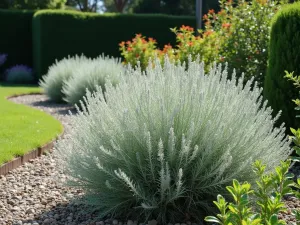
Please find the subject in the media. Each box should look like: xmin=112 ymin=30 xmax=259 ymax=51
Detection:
xmin=62 ymin=55 xmax=124 ymax=106
xmin=40 ymin=55 xmax=90 ymax=102
xmin=56 ymin=56 xmax=291 ymax=223
xmin=5 ymin=65 xmax=34 ymax=84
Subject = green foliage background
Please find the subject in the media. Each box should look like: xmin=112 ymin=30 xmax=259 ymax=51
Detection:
xmin=0 ymin=10 xmax=34 ymax=72
xmin=264 ymin=2 xmax=300 ymax=131
xmin=32 ymin=10 xmax=195 ymax=78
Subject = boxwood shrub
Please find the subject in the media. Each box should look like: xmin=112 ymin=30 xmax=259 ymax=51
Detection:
xmin=264 ymin=2 xmax=300 ymax=131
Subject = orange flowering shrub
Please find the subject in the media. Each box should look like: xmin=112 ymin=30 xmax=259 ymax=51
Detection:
xmin=119 ymin=34 xmax=158 ymax=70
xmin=169 ymin=25 xmax=226 ymax=71
xmin=120 ymin=25 xmax=223 ymax=71
xmin=120 ymin=0 xmax=288 ymax=85
xmin=202 ymin=0 xmax=287 ymax=85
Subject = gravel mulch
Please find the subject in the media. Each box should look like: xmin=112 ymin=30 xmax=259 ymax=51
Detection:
xmin=0 ymin=94 xmax=299 ymax=225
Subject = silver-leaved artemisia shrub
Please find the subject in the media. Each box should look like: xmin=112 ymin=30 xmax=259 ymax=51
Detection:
xmin=56 ymin=56 xmax=292 ymax=223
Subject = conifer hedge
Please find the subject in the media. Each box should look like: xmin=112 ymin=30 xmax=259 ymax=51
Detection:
xmin=0 ymin=10 xmax=34 ymax=72
xmin=264 ymin=2 xmax=300 ymax=131
xmin=32 ymin=10 xmax=195 ymax=78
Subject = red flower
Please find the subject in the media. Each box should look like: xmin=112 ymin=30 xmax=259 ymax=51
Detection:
xmin=126 ymin=41 xmax=131 ymax=45
xmin=188 ymin=41 xmax=193 ymax=47
xmin=127 ymin=47 xmax=132 ymax=52
xmin=136 ymin=54 xmax=140 ymax=58
xmin=163 ymin=44 xmax=173 ymax=53
xmin=180 ymin=25 xmax=187 ymax=30
xmin=177 ymin=33 xmax=183 ymax=39
xmin=148 ymin=37 xmax=156 ymax=43
xmin=119 ymin=41 xmax=125 ymax=47
xmin=204 ymin=30 xmax=214 ymax=36
xmin=222 ymin=23 xmax=231 ymax=28
xmin=180 ymin=25 xmax=194 ymax=32
xmin=208 ymin=9 xmax=215 ymax=14
xmin=203 ymin=14 xmax=208 ymax=20
xmin=218 ymin=10 xmax=224 ymax=15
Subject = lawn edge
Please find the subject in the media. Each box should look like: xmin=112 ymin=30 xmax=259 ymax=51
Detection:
xmin=0 ymin=93 xmax=64 ymax=176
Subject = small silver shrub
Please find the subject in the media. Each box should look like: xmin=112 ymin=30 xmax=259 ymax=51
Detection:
xmin=39 ymin=55 xmax=89 ymax=102
xmin=56 ymin=57 xmax=292 ymax=223
xmin=62 ymin=55 xmax=124 ymax=106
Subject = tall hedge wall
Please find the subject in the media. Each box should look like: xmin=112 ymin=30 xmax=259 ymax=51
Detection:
xmin=0 ymin=10 xmax=34 ymax=75
xmin=32 ymin=10 xmax=195 ymax=78
xmin=264 ymin=2 xmax=300 ymax=131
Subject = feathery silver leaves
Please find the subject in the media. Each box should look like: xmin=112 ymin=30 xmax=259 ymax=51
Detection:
xmin=56 ymin=56 xmax=291 ymax=223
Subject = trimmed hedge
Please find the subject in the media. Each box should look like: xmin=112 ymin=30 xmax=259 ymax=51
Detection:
xmin=32 ymin=10 xmax=195 ymax=78
xmin=264 ymin=2 xmax=300 ymax=131
xmin=0 ymin=10 xmax=34 ymax=78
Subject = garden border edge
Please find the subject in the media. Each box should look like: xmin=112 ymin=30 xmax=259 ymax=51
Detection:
xmin=0 ymin=93 xmax=64 ymax=176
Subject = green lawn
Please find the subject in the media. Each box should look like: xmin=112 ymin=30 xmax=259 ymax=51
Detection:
xmin=0 ymin=84 xmax=63 ymax=165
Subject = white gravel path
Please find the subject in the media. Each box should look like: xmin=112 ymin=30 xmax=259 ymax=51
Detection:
xmin=0 ymin=94 xmax=299 ymax=225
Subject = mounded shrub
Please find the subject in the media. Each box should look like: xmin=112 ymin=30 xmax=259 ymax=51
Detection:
xmin=62 ymin=55 xmax=124 ymax=106
xmin=32 ymin=10 xmax=195 ymax=78
xmin=264 ymin=2 xmax=300 ymax=131
xmin=39 ymin=55 xmax=90 ymax=103
xmin=5 ymin=65 xmax=34 ymax=84
xmin=56 ymin=57 xmax=291 ymax=223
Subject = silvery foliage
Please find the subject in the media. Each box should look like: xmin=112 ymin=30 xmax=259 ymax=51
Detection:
xmin=56 ymin=56 xmax=292 ymax=223
xmin=62 ymin=55 xmax=124 ymax=106
xmin=40 ymin=55 xmax=90 ymax=102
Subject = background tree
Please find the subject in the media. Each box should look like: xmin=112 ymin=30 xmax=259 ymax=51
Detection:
xmin=101 ymin=0 xmax=138 ymax=12
xmin=0 ymin=0 xmax=66 ymax=9
xmin=66 ymin=0 xmax=132 ymax=12
xmin=132 ymin=0 xmax=219 ymax=16
xmin=66 ymin=0 xmax=99 ymax=11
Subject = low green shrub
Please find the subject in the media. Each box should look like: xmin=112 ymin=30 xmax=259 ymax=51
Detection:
xmin=205 ymin=160 xmax=300 ymax=225
xmin=264 ymin=2 xmax=300 ymax=131
xmin=62 ymin=55 xmax=124 ymax=106
xmin=56 ymin=56 xmax=291 ymax=223
xmin=284 ymin=71 xmax=300 ymax=161
xmin=39 ymin=55 xmax=90 ymax=102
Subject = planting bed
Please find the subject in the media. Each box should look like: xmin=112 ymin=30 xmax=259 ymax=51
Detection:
xmin=0 ymin=94 xmax=299 ymax=225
